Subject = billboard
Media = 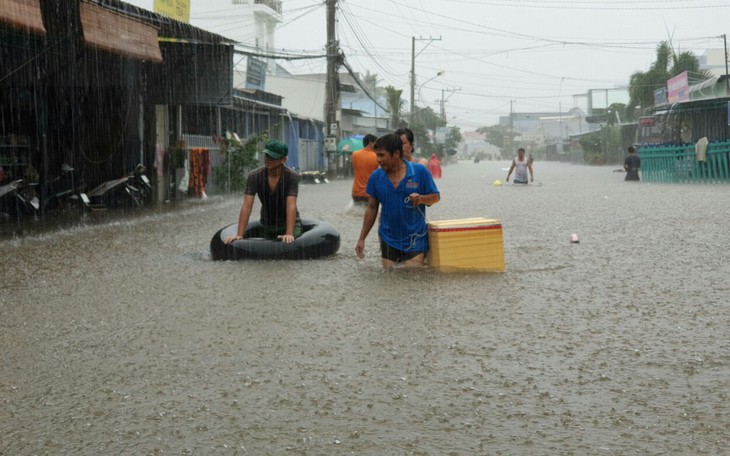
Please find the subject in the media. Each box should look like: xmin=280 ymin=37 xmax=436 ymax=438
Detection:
xmin=154 ymin=0 xmax=190 ymax=23
xmin=587 ymin=88 xmax=629 ymax=115
xmin=667 ymin=71 xmax=689 ymax=104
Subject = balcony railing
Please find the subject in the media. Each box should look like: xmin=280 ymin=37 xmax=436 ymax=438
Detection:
xmin=255 ymin=0 xmax=282 ymax=14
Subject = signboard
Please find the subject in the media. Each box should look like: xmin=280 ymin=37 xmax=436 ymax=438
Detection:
xmin=435 ymin=127 xmax=449 ymax=145
xmin=639 ymin=117 xmax=656 ymax=127
xmin=587 ymin=88 xmax=629 ymax=113
xmin=585 ymin=115 xmax=607 ymax=124
xmin=154 ymin=0 xmax=190 ymax=23
xmin=667 ymin=71 xmax=689 ymax=104
xmin=245 ymin=57 xmax=267 ymax=90
xmin=653 ymin=87 xmax=668 ymax=106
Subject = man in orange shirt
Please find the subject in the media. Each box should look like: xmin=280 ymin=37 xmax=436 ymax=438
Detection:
xmin=351 ymin=134 xmax=378 ymax=204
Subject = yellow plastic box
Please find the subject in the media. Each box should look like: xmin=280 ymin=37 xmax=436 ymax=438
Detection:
xmin=428 ymin=218 xmax=505 ymax=272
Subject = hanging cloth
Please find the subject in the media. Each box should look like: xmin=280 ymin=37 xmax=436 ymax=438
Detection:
xmin=178 ymin=155 xmax=189 ymax=193
xmin=188 ymin=148 xmax=210 ymax=198
xmin=154 ymin=143 xmax=165 ymax=177
xmin=695 ymin=137 xmax=708 ymax=162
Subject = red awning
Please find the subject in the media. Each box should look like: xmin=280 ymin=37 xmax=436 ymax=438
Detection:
xmin=80 ymin=2 xmax=163 ymax=63
xmin=0 ymin=0 xmax=46 ymax=35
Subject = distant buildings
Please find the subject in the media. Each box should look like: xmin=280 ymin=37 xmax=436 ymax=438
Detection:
xmin=460 ymin=132 xmax=500 ymax=160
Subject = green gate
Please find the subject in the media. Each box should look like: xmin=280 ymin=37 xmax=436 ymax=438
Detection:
xmin=639 ymin=141 xmax=730 ymax=183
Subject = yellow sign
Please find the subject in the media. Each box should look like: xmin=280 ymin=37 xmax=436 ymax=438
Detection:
xmin=154 ymin=0 xmax=190 ymax=23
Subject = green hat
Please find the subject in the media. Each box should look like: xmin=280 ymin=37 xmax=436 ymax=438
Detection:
xmin=264 ymin=139 xmax=288 ymax=159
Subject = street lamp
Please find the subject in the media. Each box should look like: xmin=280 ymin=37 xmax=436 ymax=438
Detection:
xmin=417 ymin=71 xmax=444 ymax=107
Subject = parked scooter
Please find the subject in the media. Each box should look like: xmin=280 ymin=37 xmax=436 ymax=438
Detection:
xmin=41 ymin=164 xmax=90 ymax=215
xmin=0 ymin=179 xmax=39 ymax=232
xmin=87 ymin=164 xmax=152 ymax=210
xmin=129 ymin=164 xmax=153 ymax=205
xmin=299 ymin=170 xmax=330 ymax=184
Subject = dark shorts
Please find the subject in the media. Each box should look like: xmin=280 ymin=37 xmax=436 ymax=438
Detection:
xmin=352 ymin=195 xmax=369 ymax=204
xmin=380 ymin=239 xmax=424 ymax=263
xmin=513 ymin=179 xmax=528 ymax=184
xmin=247 ymin=222 xmax=302 ymax=239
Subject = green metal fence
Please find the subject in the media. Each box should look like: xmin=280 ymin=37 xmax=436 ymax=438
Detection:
xmin=639 ymin=141 xmax=730 ymax=183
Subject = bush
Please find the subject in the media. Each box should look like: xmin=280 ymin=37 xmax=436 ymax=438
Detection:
xmin=214 ymin=131 xmax=268 ymax=193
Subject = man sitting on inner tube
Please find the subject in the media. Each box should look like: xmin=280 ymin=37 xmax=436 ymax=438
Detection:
xmin=224 ymin=139 xmax=301 ymax=244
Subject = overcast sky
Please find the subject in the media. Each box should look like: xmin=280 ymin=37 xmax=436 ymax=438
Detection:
xmin=124 ymin=0 xmax=730 ymax=131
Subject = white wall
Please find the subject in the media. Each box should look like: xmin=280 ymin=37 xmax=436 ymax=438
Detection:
xmin=262 ymin=75 xmax=325 ymax=122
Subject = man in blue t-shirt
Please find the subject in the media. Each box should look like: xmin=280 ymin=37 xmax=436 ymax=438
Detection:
xmin=355 ymin=133 xmax=440 ymax=269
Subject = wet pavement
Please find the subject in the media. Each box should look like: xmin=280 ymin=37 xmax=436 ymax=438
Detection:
xmin=1 ymin=160 xmax=729 ymax=454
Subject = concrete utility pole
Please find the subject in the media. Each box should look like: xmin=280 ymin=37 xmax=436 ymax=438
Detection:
xmin=440 ymin=87 xmax=461 ymax=121
xmin=410 ymin=36 xmax=441 ymax=124
xmin=324 ymin=0 xmax=341 ymax=174
xmin=509 ymin=99 xmax=514 ymax=154
xmin=722 ymin=33 xmax=730 ymax=92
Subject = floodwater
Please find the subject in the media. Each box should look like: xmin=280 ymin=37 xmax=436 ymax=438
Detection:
xmin=1 ymin=161 xmax=728 ymax=455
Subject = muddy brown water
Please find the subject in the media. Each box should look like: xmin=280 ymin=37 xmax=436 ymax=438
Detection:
xmin=1 ymin=161 xmax=728 ymax=455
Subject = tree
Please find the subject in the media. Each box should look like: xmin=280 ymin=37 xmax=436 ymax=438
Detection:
xmin=446 ymin=126 xmax=462 ymax=150
xmin=577 ymin=123 xmax=623 ymax=165
xmin=627 ymin=41 xmax=712 ymax=119
xmin=410 ymin=106 xmax=445 ymax=158
xmin=361 ymin=70 xmax=381 ymax=99
xmin=214 ymin=131 xmax=268 ymax=192
xmin=606 ymin=103 xmax=628 ymax=126
xmin=444 ymin=126 xmax=462 ymax=157
xmin=384 ymin=86 xmax=404 ymax=129
xmin=476 ymin=124 xmax=517 ymax=156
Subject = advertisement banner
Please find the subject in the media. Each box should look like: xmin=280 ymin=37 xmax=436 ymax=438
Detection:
xmin=667 ymin=71 xmax=689 ymax=104
xmin=653 ymin=87 xmax=668 ymax=106
xmin=154 ymin=0 xmax=190 ymax=23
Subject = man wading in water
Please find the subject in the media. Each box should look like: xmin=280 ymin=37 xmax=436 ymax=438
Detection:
xmin=623 ymin=145 xmax=640 ymax=181
xmin=506 ymin=147 xmax=534 ymax=184
xmin=355 ymin=133 xmax=440 ymax=269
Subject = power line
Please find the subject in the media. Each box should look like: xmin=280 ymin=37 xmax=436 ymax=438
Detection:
xmin=341 ymin=58 xmax=389 ymax=112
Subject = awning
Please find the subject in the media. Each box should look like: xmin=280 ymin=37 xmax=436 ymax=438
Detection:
xmin=0 ymin=0 xmax=45 ymax=34
xmin=233 ymin=95 xmax=287 ymax=111
xmin=80 ymin=2 xmax=162 ymax=63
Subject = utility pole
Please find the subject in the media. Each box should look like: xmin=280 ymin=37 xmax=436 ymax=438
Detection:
xmin=324 ymin=0 xmax=340 ymax=175
xmin=441 ymin=88 xmax=445 ymax=120
xmin=410 ymin=36 xmax=441 ymax=124
xmin=509 ymin=99 xmax=514 ymax=156
xmin=440 ymin=87 xmax=461 ymax=121
xmin=722 ymin=33 xmax=730 ymax=93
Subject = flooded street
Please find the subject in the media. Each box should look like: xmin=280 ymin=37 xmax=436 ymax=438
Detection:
xmin=2 ymin=160 xmax=729 ymax=455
